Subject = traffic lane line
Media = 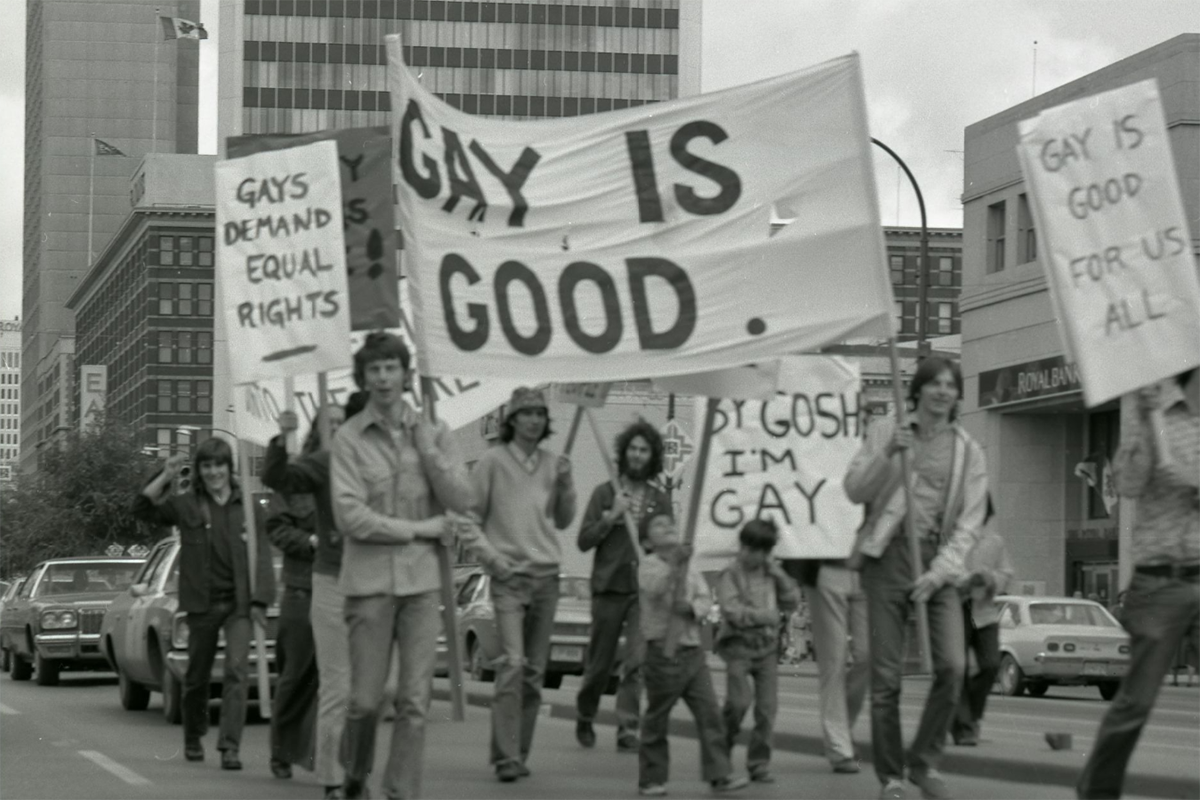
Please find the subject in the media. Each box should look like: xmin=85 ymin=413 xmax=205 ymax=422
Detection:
xmin=0 ymin=702 xmax=20 ymax=714
xmin=77 ymin=751 xmax=152 ymax=787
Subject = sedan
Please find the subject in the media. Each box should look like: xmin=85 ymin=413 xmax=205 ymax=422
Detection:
xmin=100 ymin=535 xmax=282 ymax=722
xmin=995 ymin=594 xmax=1130 ymax=700
xmin=1 ymin=556 xmax=146 ymax=685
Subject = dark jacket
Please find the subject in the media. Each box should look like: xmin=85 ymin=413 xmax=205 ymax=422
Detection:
xmin=132 ymin=484 xmax=275 ymax=615
xmin=265 ymin=493 xmax=317 ymax=591
xmin=577 ymin=482 xmax=671 ymax=595
xmin=262 ymin=435 xmax=340 ymax=577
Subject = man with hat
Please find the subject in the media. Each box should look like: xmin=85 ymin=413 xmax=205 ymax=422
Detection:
xmin=471 ymin=387 xmax=578 ymax=782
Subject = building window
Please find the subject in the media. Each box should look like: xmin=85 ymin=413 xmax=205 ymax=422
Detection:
xmin=1018 ymin=193 xmax=1037 ymax=264
xmin=1086 ymin=410 xmax=1120 ymax=520
xmin=198 ymin=332 xmax=213 ymax=364
xmin=199 ymin=236 xmax=213 ymax=266
xmin=987 ymin=200 xmax=1006 ymax=274
xmin=160 ymin=236 xmax=175 ymax=266
xmin=157 ymin=332 xmax=173 ymax=363
xmin=938 ymin=256 xmax=955 ymax=287
xmin=157 ymin=381 xmax=172 ymax=413
xmin=935 ymin=303 xmax=954 ymax=334
xmin=197 ymin=380 xmax=212 ymax=413
xmin=179 ymin=237 xmax=194 ymax=266
xmin=889 ymin=255 xmax=904 ymax=284
xmin=178 ymin=332 xmax=193 ymax=364
xmin=198 ymin=283 xmax=213 ymax=316
xmin=177 ymin=381 xmax=192 ymax=413
xmin=158 ymin=282 xmax=173 ymax=315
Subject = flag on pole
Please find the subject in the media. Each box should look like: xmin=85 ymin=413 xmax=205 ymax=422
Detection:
xmin=94 ymin=138 xmax=125 ymax=156
xmin=159 ymin=15 xmax=208 ymax=40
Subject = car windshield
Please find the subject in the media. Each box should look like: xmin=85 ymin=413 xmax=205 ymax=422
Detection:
xmin=37 ymin=563 xmax=141 ymax=596
xmin=1028 ymin=602 xmax=1118 ymax=628
xmin=559 ymin=577 xmax=591 ymax=602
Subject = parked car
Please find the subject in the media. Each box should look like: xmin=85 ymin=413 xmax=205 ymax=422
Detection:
xmin=0 ymin=556 xmax=146 ymax=685
xmin=99 ymin=534 xmax=282 ymax=723
xmin=995 ymin=595 xmax=1130 ymax=700
xmin=437 ymin=570 xmax=624 ymax=692
xmin=0 ymin=578 xmax=27 ymax=672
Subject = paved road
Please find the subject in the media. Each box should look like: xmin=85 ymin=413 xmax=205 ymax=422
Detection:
xmin=1 ymin=670 xmax=1195 ymax=799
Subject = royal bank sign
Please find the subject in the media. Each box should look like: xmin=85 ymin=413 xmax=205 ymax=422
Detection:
xmin=978 ymin=355 xmax=1082 ymax=409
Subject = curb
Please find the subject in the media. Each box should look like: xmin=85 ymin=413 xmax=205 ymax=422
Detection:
xmin=431 ymin=683 xmax=1199 ymax=798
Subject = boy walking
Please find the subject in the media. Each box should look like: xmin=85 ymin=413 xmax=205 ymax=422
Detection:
xmin=715 ymin=520 xmax=800 ymax=783
xmin=637 ymin=511 xmax=749 ymax=797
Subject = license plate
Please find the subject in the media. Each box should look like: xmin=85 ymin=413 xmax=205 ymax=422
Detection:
xmin=551 ymin=645 xmax=584 ymax=662
xmin=1083 ymin=662 xmax=1107 ymax=676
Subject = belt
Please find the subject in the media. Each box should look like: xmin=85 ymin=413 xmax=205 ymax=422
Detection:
xmin=1135 ymin=563 xmax=1200 ymax=580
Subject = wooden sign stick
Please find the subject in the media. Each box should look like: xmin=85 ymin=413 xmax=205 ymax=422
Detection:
xmin=239 ymin=442 xmax=274 ymax=719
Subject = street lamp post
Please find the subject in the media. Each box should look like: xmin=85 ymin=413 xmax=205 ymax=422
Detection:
xmin=871 ymin=138 xmax=931 ymax=353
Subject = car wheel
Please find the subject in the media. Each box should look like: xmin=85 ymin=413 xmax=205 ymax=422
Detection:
xmin=161 ymin=666 xmax=183 ymax=725
xmin=543 ymin=672 xmax=563 ymax=690
xmin=34 ymin=652 xmax=61 ymax=686
xmin=468 ymin=640 xmax=493 ymax=683
xmin=10 ymin=653 xmax=32 ymax=681
xmin=1099 ymin=681 xmax=1120 ymax=701
xmin=118 ymin=666 xmax=151 ymax=711
xmin=1026 ymin=681 xmax=1049 ymax=697
xmin=997 ymin=654 xmax=1025 ymax=697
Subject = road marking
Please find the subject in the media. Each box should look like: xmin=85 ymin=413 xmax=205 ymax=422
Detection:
xmin=0 ymin=703 xmax=20 ymax=715
xmin=77 ymin=751 xmax=151 ymax=786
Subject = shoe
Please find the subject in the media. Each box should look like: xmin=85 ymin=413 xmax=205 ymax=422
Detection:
xmin=220 ymin=749 xmax=243 ymax=771
xmin=952 ymin=731 xmax=978 ymax=747
xmin=750 ymin=769 xmax=775 ymax=783
xmin=833 ymin=758 xmax=862 ymax=774
xmin=496 ymin=762 xmax=522 ymax=782
xmin=184 ymin=739 xmax=204 ymax=762
xmin=617 ymin=731 xmax=640 ymax=753
xmin=710 ymin=775 xmax=750 ymax=793
xmin=270 ymin=758 xmax=292 ymax=779
xmin=517 ymin=762 xmax=531 ymax=778
xmin=880 ymin=779 xmax=907 ymax=799
xmin=639 ymin=785 xmax=668 ymax=797
xmin=343 ymin=778 xmax=370 ymax=799
xmin=909 ymin=768 xmax=951 ymax=800
xmin=576 ymin=720 xmax=596 ymax=748
xmin=323 ymin=786 xmax=345 ymax=800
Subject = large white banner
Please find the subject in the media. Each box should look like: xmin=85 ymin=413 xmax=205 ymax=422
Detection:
xmin=216 ymin=140 xmax=352 ymax=385
xmin=1017 ymin=79 xmax=1200 ymax=406
xmin=692 ymin=357 xmax=863 ymax=565
xmin=386 ymin=36 xmax=893 ymax=382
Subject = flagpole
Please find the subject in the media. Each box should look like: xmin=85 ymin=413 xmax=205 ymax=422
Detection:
xmin=152 ymin=7 xmax=160 ymax=153
xmin=87 ymin=137 xmax=95 ymax=265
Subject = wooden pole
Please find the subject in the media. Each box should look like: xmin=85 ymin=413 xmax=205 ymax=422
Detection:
xmin=420 ymin=376 xmax=466 ymax=723
xmin=283 ymin=377 xmax=298 ymax=453
xmin=316 ymin=372 xmax=331 ymax=448
xmin=663 ymin=396 xmax=719 ymax=658
xmin=563 ymin=405 xmax=585 ymax=455
xmin=887 ymin=337 xmax=933 ymax=675
xmin=583 ymin=408 xmax=642 ymax=559
xmin=239 ymin=442 xmax=273 ymax=719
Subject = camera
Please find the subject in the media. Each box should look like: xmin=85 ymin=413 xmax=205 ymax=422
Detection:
xmin=175 ymin=464 xmax=192 ymax=495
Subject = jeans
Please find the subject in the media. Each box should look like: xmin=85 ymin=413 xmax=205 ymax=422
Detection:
xmin=953 ymin=613 xmax=1000 ymax=741
xmin=489 ymin=573 xmax=559 ymax=767
xmin=1077 ymin=572 xmax=1200 ymax=799
xmin=640 ymin=642 xmax=731 ymax=787
xmin=183 ymin=600 xmax=251 ymax=752
xmin=806 ymin=564 xmax=870 ymax=764
xmin=341 ymin=591 xmax=440 ymax=800
xmin=311 ymin=572 xmax=350 ymax=787
xmin=863 ymin=535 xmax=965 ymax=784
xmin=721 ymin=653 xmax=778 ymax=773
xmin=576 ymin=592 xmax=643 ymax=735
xmin=270 ymin=587 xmax=318 ymax=768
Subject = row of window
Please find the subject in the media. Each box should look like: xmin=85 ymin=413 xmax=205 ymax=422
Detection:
xmin=0 ymin=387 xmax=16 ymax=399
xmin=156 ymin=331 xmax=214 ymax=365
xmin=157 ymin=235 xmax=215 ymax=267
xmin=154 ymin=283 xmax=215 ymax=318
xmin=246 ymin=0 xmax=682 ymax=29
xmin=0 ymin=372 xmax=17 ymax=384
xmin=154 ymin=381 xmax=213 ymax=414
xmin=987 ymin=193 xmax=1037 ymax=274
xmin=245 ymin=85 xmax=656 ymax=115
xmin=245 ymin=40 xmax=679 ymax=75
xmin=0 ymin=353 xmax=18 ymax=369
xmin=895 ymin=301 xmax=957 ymax=336
xmin=1 ymin=402 xmax=17 ymax=415
xmin=888 ymin=254 xmax=961 ymax=288
xmin=1 ymin=431 xmax=16 ymax=443
xmin=0 ymin=418 xmax=15 ymax=429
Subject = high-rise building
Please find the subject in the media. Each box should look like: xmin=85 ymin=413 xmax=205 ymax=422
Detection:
xmin=21 ymin=0 xmax=202 ymax=473
xmin=0 ymin=320 xmax=21 ymax=484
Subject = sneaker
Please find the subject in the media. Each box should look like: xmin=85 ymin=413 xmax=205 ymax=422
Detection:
xmin=617 ymin=731 xmax=640 ymax=753
xmin=517 ymin=762 xmax=531 ymax=778
xmin=496 ymin=762 xmax=522 ymax=783
xmin=343 ymin=778 xmax=370 ymax=800
xmin=833 ymin=758 xmax=862 ymax=774
xmin=576 ymin=720 xmax=596 ymax=748
xmin=952 ymin=731 xmax=978 ymax=747
xmin=880 ymin=779 xmax=907 ymax=799
xmin=184 ymin=739 xmax=204 ymax=762
xmin=710 ymin=775 xmax=750 ymax=794
xmin=639 ymin=785 xmax=668 ymax=797
xmin=220 ymin=749 xmax=243 ymax=771
xmin=909 ymin=768 xmax=951 ymax=800
xmin=750 ymin=769 xmax=775 ymax=783
xmin=270 ymin=758 xmax=293 ymax=779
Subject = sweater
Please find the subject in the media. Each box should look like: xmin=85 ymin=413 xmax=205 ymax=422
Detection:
xmin=472 ymin=443 xmax=577 ymax=577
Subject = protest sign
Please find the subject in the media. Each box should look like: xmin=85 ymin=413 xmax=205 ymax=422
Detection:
xmin=691 ymin=356 xmax=863 ymax=566
xmin=386 ymin=35 xmax=893 ymax=382
xmin=653 ymin=362 xmax=782 ymax=401
xmin=553 ymin=383 xmax=611 ymax=407
xmin=1017 ymin=78 xmax=1200 ymax=406
xmin=227 ymin=128 xmax=401 ymax=331
xmin=215 ymin=140 xmax=351 ymax=384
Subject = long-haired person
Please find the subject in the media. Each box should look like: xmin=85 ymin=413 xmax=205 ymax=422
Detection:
xmin=844 ymin=357 xmax=988 ymax=800
xmin=132 ymin=438 xmax=276 ymax=770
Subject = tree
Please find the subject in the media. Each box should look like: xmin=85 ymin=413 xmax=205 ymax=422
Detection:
xmin=0 ymin=415 xmax=162 ymax=576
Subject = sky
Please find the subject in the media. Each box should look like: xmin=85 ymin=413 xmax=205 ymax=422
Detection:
xmin=0 ymin=0 xmax=1196 ymax=323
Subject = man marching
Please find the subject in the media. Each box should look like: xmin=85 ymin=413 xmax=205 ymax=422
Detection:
xmin=576 ymin=420 xmax=671 ymax=753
